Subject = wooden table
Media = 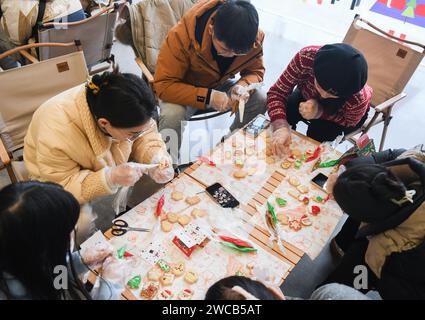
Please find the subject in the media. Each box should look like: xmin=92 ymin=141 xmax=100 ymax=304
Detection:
xmin=89 ymin=129 xmax=340 ymax=300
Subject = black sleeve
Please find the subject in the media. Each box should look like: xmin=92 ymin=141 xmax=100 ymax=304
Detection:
xmin=345 ymin=149 xmax=407 ymax=169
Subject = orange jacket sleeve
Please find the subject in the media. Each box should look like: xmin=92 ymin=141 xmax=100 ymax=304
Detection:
xmin=153 ymin=26 xmax=209 ymax=110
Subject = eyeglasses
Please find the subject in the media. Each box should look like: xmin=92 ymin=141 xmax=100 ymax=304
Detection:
xmin=126 ymin=120 xmax=155 ymax=142
xmin=212 ymin=34 xmax=249 ymax=57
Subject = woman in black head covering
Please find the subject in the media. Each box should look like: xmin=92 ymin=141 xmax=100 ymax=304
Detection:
xmin=267 ymin=43 xmax=372 ymax=158
xmin=323 ymin=145 xmax=425 ymax=299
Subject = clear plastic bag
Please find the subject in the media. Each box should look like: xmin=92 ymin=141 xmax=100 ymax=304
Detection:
xmin=111 ymin=163 xmax=160 ymax=216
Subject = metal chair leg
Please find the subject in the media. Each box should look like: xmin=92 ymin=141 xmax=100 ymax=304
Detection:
xmin=379 ymin=106 xmax=393 ymax=151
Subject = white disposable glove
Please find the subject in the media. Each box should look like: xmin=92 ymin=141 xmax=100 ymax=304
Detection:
xmin=81 ymin=242 xmax=114 ymax=266
xmin=272 ymin=127 xmax=292 ymax=158
xmin=230 ymin=84 xmax=250 ymax=103
xmin=148 ymin=154 xmax=174 ymax=184
xmin=107 ymin=163 xmax=143 ymax=187
xmin=299 ymin=99 xmax=321 ymax=120
xmin=210 ymin=89 xmax=230 ymax=112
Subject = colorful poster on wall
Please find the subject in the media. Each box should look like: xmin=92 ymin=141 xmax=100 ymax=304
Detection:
xmin=370 ymin=0 xmax=425 ymax=28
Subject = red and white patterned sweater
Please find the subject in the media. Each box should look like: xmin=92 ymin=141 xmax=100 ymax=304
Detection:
xmin=267 ymin=46 xmax=372 ymax=129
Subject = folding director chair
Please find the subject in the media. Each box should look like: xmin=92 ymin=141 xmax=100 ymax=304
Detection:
xmin=0 ymin=43 xmax=89 ymax=182
xmin=342 ymin=15 xmax=425 ymax=151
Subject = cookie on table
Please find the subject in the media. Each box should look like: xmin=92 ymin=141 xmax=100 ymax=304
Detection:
xmin=159 ymin=273 xmax=175 ymax=286
xmin=184 ymin=271 xmax=198 ymax=284
xmin=178 ymin=289 xmax=194 ymax=300
xmin=281 ymin=161 xmax=292 ymax=169
xmin=191 ymin=208 xmax=208 ymax=218
xmin=288 ymin=219 xmax=302 ymax=231
xmin=140 ymin=282 xmax=159 ymax=300
xmin=158 ymin=289 xmax=174 ymax=300
xmin=301 ymin=215 xmax=313 ymax=226
xmin=147 ymin=267 xmax=162 ymax=282
xmin=171 ymin=262 xmax=185 ymax=277
xmin=167 ymin=212 xmax=178 ymax=223
xmin=233 ymin=169 xmax=248 ymax=179
xmin=171 ymin=191 xmax=184 ymax=201
xmin=161 ymin=220 xmax=173 ymax=232
xmin=185 ymin=196 xmax=201 ymax=206
xmin=178 ymin=214 xmax=191 ymax=226
xmin=288 ymin=177 xmax=301 ymax=187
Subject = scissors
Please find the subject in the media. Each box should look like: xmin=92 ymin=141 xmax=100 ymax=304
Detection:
xmin=111 ymin=219 xmax=150 ymax=236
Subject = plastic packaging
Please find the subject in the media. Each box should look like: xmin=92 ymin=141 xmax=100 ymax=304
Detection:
xmin=112 ymin=162 xmax=159 ymax=215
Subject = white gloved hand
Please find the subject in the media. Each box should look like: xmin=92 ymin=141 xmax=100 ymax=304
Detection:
xmin=299 ymin=99 xmax=320 ymax=120
xmin=81 ymin=242 xmax=114 ymax=266
xmin=148 ymin=154 xmax=174 ymax=184
xmin=230 ymin=84 xmax=250 ymax=103
xmin=272 ymin=127 xmax=292 ymax=158
xmin=101 ymin=256 xmax=130 ymax=286
xmin=210 ymin=89 xmax=231 ymax=112
xmin=108 ymin=163 xmax=143 ymax=187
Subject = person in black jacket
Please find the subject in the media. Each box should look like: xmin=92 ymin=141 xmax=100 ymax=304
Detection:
xmin=323 ymin=145 xmax=425 ymax=299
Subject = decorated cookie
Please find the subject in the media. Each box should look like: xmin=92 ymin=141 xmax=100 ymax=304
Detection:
xmin=161 ymin=220 xmax=173 ymax=232
xmin=289 ymin=177 xmax=301 ymax=187
xmin=178 ymin=214 xmax=191 ymax=226
xmin=288 ymin=220 xmax=302 ymax=231
xmin=171 ymin=191 xmax=184 ymax=201
xmin=147 ymin=267 xmax=162 ymax=281
xmin=171 ymin=262 xmax=185 ymax=277
xmin=158 ymin=289 xmax=174 ymax=300
xmin=313 ymin=196 xmax=325 ymax=203
xmin=233 ymin=169 xmax=248 ymax=179
xmin=294 ymin=160 xmax=302 ymax=169
xmin=178 ymin=289 xmax=194 ymax=300
xmin=276 ymin=197 xmax=287 ymax=207
xmin=225 ymin=151 xmax=232 ymax=160
xmin=140 ymin=282 xmax=159 ymax=300
xmin=185 ymin=196 xmax=201 ymax=206
xmin=301 ymin=215 xmax=313 ymax=226
xmin=184 ymin=271 xmax=198 ymax=284
xmin=298 ymin=196 xmax=310 ymax=205
xmin=127 ymin=275 xmax=142 ymax=289
xmin=308 ymin=205 xmax=321 ymax=216
xmin=159 ymin=273 xmax=175 ymax=286
xmin=281 ymin=161 xmax=292 ymax=169
xmin=157 ymin=259 xmax=171 ymax=272
xmin=167 ymin=212 xmax=178 ymax=223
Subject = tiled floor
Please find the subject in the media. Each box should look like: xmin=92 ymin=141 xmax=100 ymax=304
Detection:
xmin=1 ymin=1 xmax=424 ymax=298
